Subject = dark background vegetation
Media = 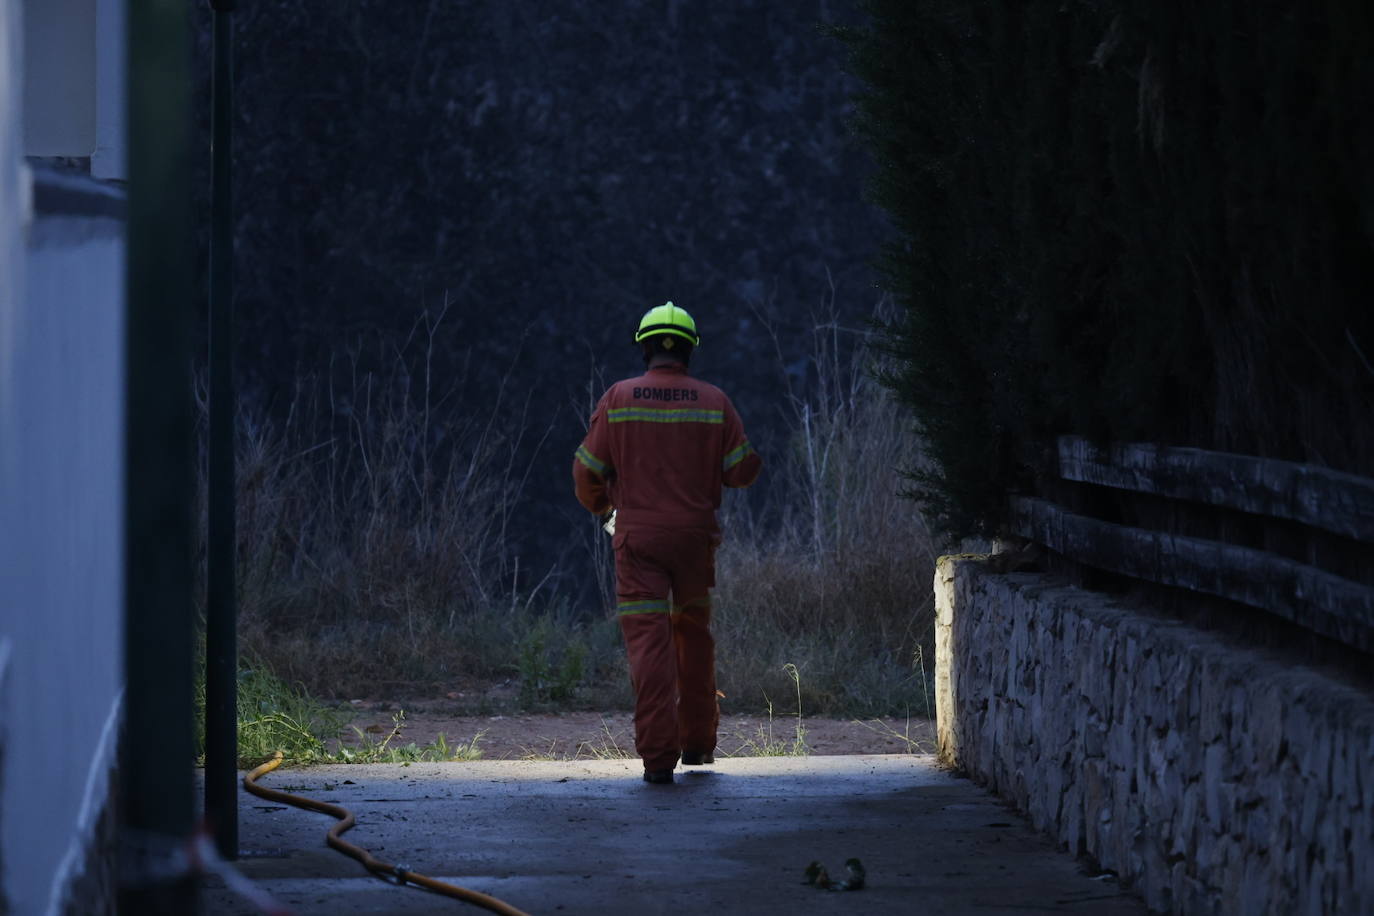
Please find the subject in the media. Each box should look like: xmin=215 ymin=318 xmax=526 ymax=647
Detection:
xmin=839 ymin=1 xmax=1374 ymax=536
xmin=190 ymin=1 xmax=944 ymax=713
xmin=192 ymin=0 xmax=884 ymax=584
xmin=190 ymin=0 xmax=1373 ymax=712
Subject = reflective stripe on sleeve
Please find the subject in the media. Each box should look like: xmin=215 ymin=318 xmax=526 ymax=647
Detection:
xmin=607 ymin=407 xmax=724 ymax=424
xmin=616 ymin=599 xmax=671 ymax=615
xmin=723 ymin=441 xmax=754 ymax=470
xmin=575 ymin=445 xmax=610 ymax=476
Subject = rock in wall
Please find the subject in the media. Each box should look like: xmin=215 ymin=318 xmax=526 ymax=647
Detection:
xmin=934 ymin=555 xmax=1374 ymax=915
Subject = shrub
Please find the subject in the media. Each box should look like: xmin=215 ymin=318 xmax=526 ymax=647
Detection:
xmin=835 ymin=1 xmax=1374 ymax=537
xmin=714 ymin=319 xmax=937 ymax=717
xmin=201 ymin=306 xmax=937 ymax=718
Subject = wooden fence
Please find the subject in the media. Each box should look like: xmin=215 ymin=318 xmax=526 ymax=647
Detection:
xmin=1010 ymin=436 xmax=1374 ymax=655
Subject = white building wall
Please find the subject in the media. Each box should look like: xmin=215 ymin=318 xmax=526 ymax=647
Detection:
xmin=2 ymin=208 xmax=125 ymax=916
xmin=90 ymin=0 xmax=125 ymax=181
xmin=0 ymin=0 xmax=22 ymax=408
xmin=0 ymin=0 xmax=19 ymax=900
xmin=0 ymin=3 xmax=128 ymax=907
xmin=20 ymin=0 xmax=96 ymax=158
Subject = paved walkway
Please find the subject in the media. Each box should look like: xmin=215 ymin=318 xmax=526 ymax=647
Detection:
xmin=203 ymin=755 xmax=1146 ymax=915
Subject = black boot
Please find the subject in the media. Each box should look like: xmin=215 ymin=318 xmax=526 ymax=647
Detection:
xmin=643 ymin=769 xmax=674 ymax=784
xmin=680 ymin=751 xmax=715 ymax=765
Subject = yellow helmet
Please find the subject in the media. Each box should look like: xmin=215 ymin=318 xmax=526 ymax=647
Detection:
xmin=634 ymin=301 xmax=700 ymax=347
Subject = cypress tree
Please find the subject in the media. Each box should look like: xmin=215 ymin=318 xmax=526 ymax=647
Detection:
xmin=837 ymin=0 xmax=1374 ymax=538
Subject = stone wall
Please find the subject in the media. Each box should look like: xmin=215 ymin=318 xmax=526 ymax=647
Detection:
xmin=934 ymin=555 xmax=1374 ymax=914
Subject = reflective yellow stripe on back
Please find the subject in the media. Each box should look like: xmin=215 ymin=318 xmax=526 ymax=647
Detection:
xmin=608 ymin=407 xmax=724 ymax=424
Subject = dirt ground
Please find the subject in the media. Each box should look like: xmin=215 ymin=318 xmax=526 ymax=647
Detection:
xmin=343 ymin=700 xmax=936 ymax=760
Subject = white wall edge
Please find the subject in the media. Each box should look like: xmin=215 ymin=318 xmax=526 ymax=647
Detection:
xmin=19 ymin=160 xmax=32 ymax=228
xmin=90 ymin=0 xmax=126 ymax=181
xmin=0 ymin=637 xmax=8 ymax=915
xmin=44 ymin=686 xmax=124 ymax=916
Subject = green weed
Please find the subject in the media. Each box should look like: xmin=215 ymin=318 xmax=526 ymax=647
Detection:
xmin=515 ymin=717 xmax=634 ymax=762
xmin=332 ymin=711 xmax=484 ymax=763
xmin=195 ymin=652 xmax=346 ymax=767
xmin=516 ymin=614 xmax=589 ymax=707
xmin=576 ymin=717 xmax=634 ymax=760
xmin=851 ymin=710 xmax=936 ymax=754
xmin=729 ymin=663 xmax=810 ymax=757
xmin=196 ymin=653 xmax=483 ymax=767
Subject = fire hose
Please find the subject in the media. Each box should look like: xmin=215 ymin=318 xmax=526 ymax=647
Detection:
xmin=244 ymin=752 xmax=532 ymax=915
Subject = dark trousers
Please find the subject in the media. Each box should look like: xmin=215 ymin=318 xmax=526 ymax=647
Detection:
xmin=613 ymin=525 xmax=720 ymax=771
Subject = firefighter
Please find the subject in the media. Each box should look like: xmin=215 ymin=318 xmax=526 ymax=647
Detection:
xmin=573 ymin=302 xmax=762 ymax=784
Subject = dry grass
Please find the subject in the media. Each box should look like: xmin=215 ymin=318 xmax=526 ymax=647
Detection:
xmin=198 ymin=313 xmax=621 ymax=701
xmin=202 ymin=305 xmax=940 ymax=718
xmin=713 ymin=315 xmax=939 ymax=717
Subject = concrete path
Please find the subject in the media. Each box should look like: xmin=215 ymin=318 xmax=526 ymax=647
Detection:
xmin=202 ymin=755 xmax=1146 ymax=915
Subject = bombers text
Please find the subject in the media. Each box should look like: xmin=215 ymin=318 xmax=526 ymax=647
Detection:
xmin=632 ymin=387 xmax=700 ymax=402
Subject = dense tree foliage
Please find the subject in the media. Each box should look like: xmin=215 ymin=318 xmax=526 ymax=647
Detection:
xmin=194 ymin=1 xmax=876 ymax=393
xmin=838 ymin=1 xmax=1374 ymax=536
xmin=191 ymin=1 xmax=881 ymax=570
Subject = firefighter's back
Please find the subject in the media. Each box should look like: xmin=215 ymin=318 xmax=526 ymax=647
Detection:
xmin=603 ymin=365 xmax=734 ymax=534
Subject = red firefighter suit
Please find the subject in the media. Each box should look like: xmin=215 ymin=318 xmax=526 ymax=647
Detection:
xmin=573 ymin=363 xmax=762 ymax=772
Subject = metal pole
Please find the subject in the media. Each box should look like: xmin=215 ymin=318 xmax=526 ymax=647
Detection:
xmin=206 ymin=0 xmax=239 ymax=861
xmin=121 ymin=0 xmax=197 ymax=909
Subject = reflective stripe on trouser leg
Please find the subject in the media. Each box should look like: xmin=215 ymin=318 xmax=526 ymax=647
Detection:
xmin=672 ymin=596 xmax=718 ymax=756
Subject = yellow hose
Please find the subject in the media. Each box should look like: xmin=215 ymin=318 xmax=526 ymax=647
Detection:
xmin=244 ymin=752 xmax=533 ymax=916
